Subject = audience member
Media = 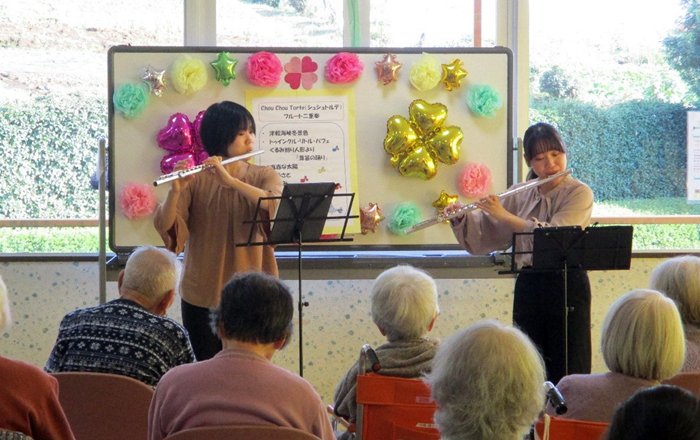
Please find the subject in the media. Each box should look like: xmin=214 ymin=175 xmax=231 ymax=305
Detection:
xmin=548 ymin=289 xmax=685 ymax=422
xmin=45 ymin=246 xmax=195 ymax=387
xmin=607 ymin=384 xmax=700 ymax=440
xmin=649 ymin=255 xmax=700 ymax=372
xmin=0 ymin=274 xmax=75 ymax=440
xmin=147 ymin=271 xmax=334 ymax=440
xmin=333 ymin=265 xmax=439 ymax=432
xmin=426 ymin=320 xmax=545 ymax=440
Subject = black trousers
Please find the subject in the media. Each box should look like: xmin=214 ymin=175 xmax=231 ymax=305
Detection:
xmin=513 ymin=269 xmax=591 ymax=384
xmin=181 ymin=299 xmax=222 ymax=361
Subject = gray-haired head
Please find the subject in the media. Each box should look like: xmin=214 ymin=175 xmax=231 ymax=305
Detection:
xmin=426 ymin=320 xmax=545 ymax=440
xmin=370 ymin=265 xmax=439 ymax=342
xmin=121 ymin=246 xmax=180 ymax=301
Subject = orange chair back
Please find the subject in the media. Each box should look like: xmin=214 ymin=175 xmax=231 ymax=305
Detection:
xmin=355 ymin=374 xmax=439 ymax=440
xmin=51 ymin=372 xmax=153 ymax=440
xmin=662 ymin=372 xmax=700 ymax=396
xmin=535 ymin=415 xmax=609 ymax=440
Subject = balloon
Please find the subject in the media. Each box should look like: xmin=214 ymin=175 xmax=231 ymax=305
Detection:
xmin=191 ymin=110 xmax=206 ymax=151
xmin=426 ymin=126 xmax=463 ymax=165
xmin=375 ymin=53 xmax=402 ymax=85
xmin=360 ymin=202 xmax=385 ymax=234
xmin=157 ymin=113 xmax=193 ymax=152
xmin=441 ymin=59 xmax=468 ymax=91
xmin=398 ymin=145 xmax=437 ymax=180
xmin=409 ymin=99 xmax=447 ymax=136
xmin=160 ymin=152 xmax=195 ymax=174
xmin=432 ymin=190 xmax=459 ymax=214
xmin=141 ymin=65 xmax=167 ymax=97
xmin=210 ymin=51 xmax=238 ymax=86
xmin=384 ymin=115 xmax=417 ymax=155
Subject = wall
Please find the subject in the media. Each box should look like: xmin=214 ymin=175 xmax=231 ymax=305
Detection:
xmin=0 ymin=257 xmax=659 ymax=403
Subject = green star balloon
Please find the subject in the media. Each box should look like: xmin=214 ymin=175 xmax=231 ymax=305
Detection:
xmin=210 ymin=51 xmax=238 ymax=86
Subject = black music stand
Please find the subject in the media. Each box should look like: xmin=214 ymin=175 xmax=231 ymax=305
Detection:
xmin=239 ymin=182 xmax=357 ymax=376
xmin=505 ymin=225 xmax=633 ymax=376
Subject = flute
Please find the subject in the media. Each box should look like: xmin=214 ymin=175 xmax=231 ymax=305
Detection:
xmin=153 ymin=150 xmax=264 ymax=187
xmin=404 ymin=169 xmax=573 ymax=234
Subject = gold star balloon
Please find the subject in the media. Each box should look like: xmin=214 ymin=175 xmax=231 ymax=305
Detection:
xmin=432 ymin=190 xmax=459 ymax=214
xmin=441 ymin=59 xmax=468 ymax=91
xmin=360 ymin=202 xmax=385 ymax=234
xmin=142 ymin=65 xmax=167 ymax=97
xmin=210 ymin=51 xmax=238 ymax=86
xmin=375 ymin=53 xmax=402 ymax=85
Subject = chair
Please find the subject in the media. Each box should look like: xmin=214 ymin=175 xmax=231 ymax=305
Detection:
xmin=662 ymin=371 xmax=700 ymax=396
xmin=354 ymin=373 xmax=439 ymax=440
xmin=162 ymin=425 xmax=321 ymax=440
xmin=51 ymin=372 xmax=154 ymax=440
xmin=534 ymin=414 xmax=609 ymax=440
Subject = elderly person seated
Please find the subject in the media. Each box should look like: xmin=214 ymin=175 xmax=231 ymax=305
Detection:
xmin=607 ymin=384 xmax=700 ymax=440
xmin=425 ymin=320 xmax=545 ymax=440
xmin=148 ymin=271 xmax=334 ymax=440
xmin=0 ymin=275 xmax=75 ymax=440
xmin=547 ymin=289 xmax=686 ymax=423
xmin=649 ymin=255 xmax=700 ymax=372
xmin=332 ymin=265 xmax=439 ymax=432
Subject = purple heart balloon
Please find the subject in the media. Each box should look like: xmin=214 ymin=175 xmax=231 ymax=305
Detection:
xmin=160 ymin=152 xmax=195 ymax=174
xmin=157 ymin=113 xmax=193 ymax=152
xmin=194 ymin=149 xmax=209 ymax=165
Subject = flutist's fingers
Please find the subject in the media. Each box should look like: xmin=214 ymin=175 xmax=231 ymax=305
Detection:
xmin=171 ymin=160 xmax=195 ymax=191
xmin=444 ymin=202 xmax=466 ymax=226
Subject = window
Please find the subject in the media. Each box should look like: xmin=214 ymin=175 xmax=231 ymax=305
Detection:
xmin=529 ymin=0 xmax=700 ymax=251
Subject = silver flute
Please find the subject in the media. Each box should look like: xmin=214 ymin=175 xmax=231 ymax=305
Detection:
xmin=404 ymin=169 xmax=573 ymax=234
xmin=153 ymin=150 xmax=264 ymax=187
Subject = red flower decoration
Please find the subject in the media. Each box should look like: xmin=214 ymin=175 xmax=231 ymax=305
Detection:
xmin=284 ymin=56 xmax=319 ymax=90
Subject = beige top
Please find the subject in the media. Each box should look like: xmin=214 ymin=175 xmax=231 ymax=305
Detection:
xmin=451 ymin=175 xmax=593 ymax=267
xmin=154 ymin=163 xmax=283 ymax=308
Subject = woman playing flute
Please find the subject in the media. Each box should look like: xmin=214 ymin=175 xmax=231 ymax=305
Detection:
xmin=447 ymin=122 xmax=594 ymax=383
xmin=154 ymin=101 xmax=283 ymax=361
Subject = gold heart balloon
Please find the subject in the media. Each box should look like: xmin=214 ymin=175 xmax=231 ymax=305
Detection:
xmin=398 ymin=144 xmax=437 ymax=180
xmin=426 ymin=125 xmax=463 ymax=165
xmin=409 ymin=99 xmax=448 ymax=136
xmin=384 ymin=115 xmax=417 ymax=156
xmin=384 ymin=99 xmax=462 ymax=179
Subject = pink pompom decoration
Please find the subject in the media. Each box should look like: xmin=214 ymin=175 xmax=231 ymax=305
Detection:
xmin=119 ymin=183 xmax=158 ymax=220
xmin=325 ymin=52 xmax=364 ymax=84
xmin=458 ymin=162 xmax=492 ymax=198
xmin=247 ymin=51 xmax=283 ymax=87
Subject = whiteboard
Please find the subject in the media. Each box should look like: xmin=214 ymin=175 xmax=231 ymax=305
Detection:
xmin=108 ymin=46 xmax=512 ymax=254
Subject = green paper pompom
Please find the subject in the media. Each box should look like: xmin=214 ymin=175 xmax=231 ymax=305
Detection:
xmin=388 ymin=202 xmax=422 ymax=235
xmin=466 ymin=84 xmax=502 ymax=118
xmin=113 ymin=82 xmax=150 ymax=119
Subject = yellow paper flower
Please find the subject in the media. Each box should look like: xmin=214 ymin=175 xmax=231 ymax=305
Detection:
xmin=409 ymin=54 xmax=442 ymax=92
xmin=170 ymin=56 xmax=208 ymax=95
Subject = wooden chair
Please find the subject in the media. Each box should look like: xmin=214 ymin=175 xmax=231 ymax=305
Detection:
xmin=51 ymin=372 xmax=154 ymax=440
xmin=662 ymin=371 xmax=700 ymax=396
xmin=162 ymin=425 xmax=321 ymax=440
xmin=534 ymin=414 xmax=609 ymax=440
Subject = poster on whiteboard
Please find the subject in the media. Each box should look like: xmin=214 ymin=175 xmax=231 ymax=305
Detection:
xmin=687 ymin=111 xmax=700 ymax=203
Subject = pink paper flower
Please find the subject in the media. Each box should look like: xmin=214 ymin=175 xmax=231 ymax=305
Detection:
xmin=119 ymin=183 xmax=157 ymax=220
xmin=325 ymin=52 xmax=364 ymax=84
xmin=284 ymin=56 xmax=318 ymax=90
xmin=458 ymin=162 xmax=492 ymax=198
xmin=246 ymin=51 xmax=283 ymax=87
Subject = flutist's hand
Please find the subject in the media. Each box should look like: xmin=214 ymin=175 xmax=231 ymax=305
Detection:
xmin=171 ymin=159 xmax=195 ymax=193
xmin=476 ymin=195 xmax=509 ymax=220
xmin=203 ymin=155 xmax=238 ymax=188
xmin=444 ymin=202 xmax=466 ymax=226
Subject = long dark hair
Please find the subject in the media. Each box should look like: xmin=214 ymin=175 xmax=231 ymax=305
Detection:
xmin=523 ymin=122 xmax=566 ymax=180
xmin=199 ymin=101 xmax=256 ymax=157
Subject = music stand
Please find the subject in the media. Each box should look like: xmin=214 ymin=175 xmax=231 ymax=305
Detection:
xmin=506 ymin=225 xmax=633 ymax=376
xmin=239 ymin=182 xmax=357 ymax=376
